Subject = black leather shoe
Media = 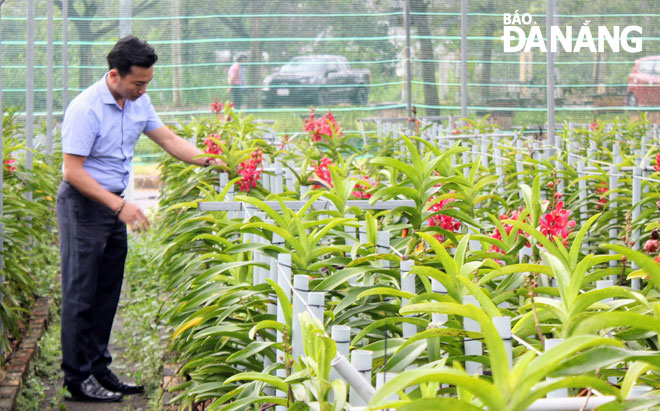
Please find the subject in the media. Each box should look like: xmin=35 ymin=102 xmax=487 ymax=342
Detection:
xmin=94 ymin=368 xmax=145 ymax=395
xmin=65 ymin=375 xmax=123 ymax=402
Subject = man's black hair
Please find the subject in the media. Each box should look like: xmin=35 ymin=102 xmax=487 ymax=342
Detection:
xmin=106 ymin=35 xmax=158 ymax=77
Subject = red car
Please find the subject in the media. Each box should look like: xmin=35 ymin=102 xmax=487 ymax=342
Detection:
xmin=627 ymin=56 xmax=660 ymax=107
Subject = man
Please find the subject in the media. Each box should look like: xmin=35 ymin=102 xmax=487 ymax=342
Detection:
xmin=228 ymin=53 xmax=247 ymax=108
xmin=57 ymin=35 xmax=218 ymax=402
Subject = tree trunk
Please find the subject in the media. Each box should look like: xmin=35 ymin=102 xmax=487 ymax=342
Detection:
xmin=411 ymin=0 xmax=440 ymax=117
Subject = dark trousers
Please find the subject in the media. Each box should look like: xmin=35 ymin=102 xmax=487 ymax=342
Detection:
xmin=56 ymin=181 xmax=127 ymax=384
xmin=230 ymin=86 xmax=245 ymax=108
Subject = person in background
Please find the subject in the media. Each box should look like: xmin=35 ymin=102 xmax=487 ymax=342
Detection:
xmin=57 ymin=35 xmax=220 ymax=403
xmin=228 ymin=53 xmax=247 ymax=108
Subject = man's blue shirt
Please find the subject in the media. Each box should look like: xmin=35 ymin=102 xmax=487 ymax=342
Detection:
xmin=61 ymin=73 xmax=163 ymax=192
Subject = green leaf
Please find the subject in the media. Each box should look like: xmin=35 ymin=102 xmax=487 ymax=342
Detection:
xmin=395 ymin=328 xmax=482 ymax=353
xmin=266 ymin=278 xmax=292 ymax=331
xmin=400 ymin=303 xmax=509 ymax=393
xmin=553 ymin=346 xmax=660 ymax=376
xmin=515 ymin=376 xmax=618 ymax=411
xmin=367 ymin=368 xmax=504 ymax=411
xmin=540 ymin=251 xmax=571 ymax=306
xmin=571 ymin=312 xmax=660 ymax=337
xmin=455 ymin=276 xmax=500 ymax=318
xmin=249 ymin=320 xmax=284 ymax=340
xmin=602 ymin=244 xmax=660 ymax=291
xmin=330 ymin=379 xmax=347 ymax=411
xmin=226 ymin=341 xmax=277 ymax=363
xmin=351 ymin=317 xmax=429 ymax=345
xmin=571 ymin=287 xmax=648 ymax=318
xmin=516 ymin=336 xmax=622 ymax=399
xmin=313 ymin=266 xmax=379 ymax=291
xmin=568 ymin=213 xmax=601 ymax=268
xmin=416 ymin=232 xmax=457 ymax=277
xmin=619 ymin=362 xmax=653 ymax=400
xmin=215 ymin=395 xmax=287 ymax=411
xmin=357 ymin=287 xmax=416 ymax=301
xmin=234 ymin=195 xmax=289 ymax=229
xmin=224 ymin=372 xmax=288 ymax=392
xmin=385 ymin=340 xmax=427 ymax=372
xmin=396 ymin=398 xmax=483 ymax=411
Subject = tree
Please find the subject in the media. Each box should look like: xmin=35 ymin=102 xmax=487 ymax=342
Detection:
xmin=55 ymin=0 xmax=157 ymax=89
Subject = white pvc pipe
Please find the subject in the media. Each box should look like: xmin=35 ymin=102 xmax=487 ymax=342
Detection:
xmin=430 ymin=278 xmax=448 ymax=390
xmin=462 ymin=148 xmax=470 ymax=178
xmin=463 ymin=295 xmax=482 ymax=375
xmin=268 ymin=260 xmax=278 ymax=318
xmin=631 ymin=166 xmax=642 ymax=290
xmin=274 ymin=161 xmax=283 ymax=194
xmin=292 ymin=275 xmax=309 ymax=359
xmin=285 ymin=168 xmax=294 ymax=192
xmin=431 ymin=279 xmax=448 ymax=328
xmin=519 ymin=244 xmax=533 ymax=263
xmin=480 ymin=133 xmax=488 ymax=169
xmin=493 ymin=316 xmax=512 ymax=369
xmin=331 ymin=354 xmax=375 ymax=404
xmin=628 ymin=385 xmax=652 ymax=398
xmin=468 ymin=239 xmax=481 ymax=251
xmin=375 ymin=372 xmax=399 ymax=401
xmin=359 ymin=221 xmax=368 ymax=244
xmin=545 ymin=338 xmax=567 ymax=398
xmin=578 ymin=160 xmax=587 ymax=225
xmin=526 ymin=396 xmax=616 ymax=410
xmin=377 ymin=231 xmax=391 ymax=269
xmin=276 ymin=254 xmax=292 ymax=363
xmin=400 ymin=260 xmax=416 ymax=338
xmin=608 ymin=165 xmax=618 ymax=282
xmin=516 ymin=139 xmax=524 ymax=185
xmin=332 ymin=325 xmax=351 ymax=359
xmin=349 ymin=350 xmax=373 ymax=407
xmin=308 ymin=292 xmax=324 ymax=323
xmin=596 ymin=280 xmax=614 ymax=302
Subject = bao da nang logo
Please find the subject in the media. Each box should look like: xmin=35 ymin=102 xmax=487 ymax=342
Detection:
xmin=501 ymin=11 xmax=643 ymax=53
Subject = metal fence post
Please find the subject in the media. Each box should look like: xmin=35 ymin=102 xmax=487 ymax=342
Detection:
xmin=46 ymin=0 xmax=54 ymax=159
xmin=62 ymin=0 xmax=68 ymax=110
xmin=404 ymin=0 xmax=412 ymax=127
xmin=26 ymin=0 xmax=35 ymax=196
xmin=546 ymin=0 xmax=556 ymax=151
xmin=460 ymin=0 xmax=468 ymax=122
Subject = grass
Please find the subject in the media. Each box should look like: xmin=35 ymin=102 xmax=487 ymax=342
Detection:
xmin=114 ymin=230 xmax=169 ymax=410
xmin=15 ymin=310 xmax=67 ymax=411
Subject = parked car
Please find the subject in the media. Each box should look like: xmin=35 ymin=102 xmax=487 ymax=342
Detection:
xmin=627 ymin=56 xmax=660 ymax=107
xmin=261 ymin=55 xmax=371 ymax=107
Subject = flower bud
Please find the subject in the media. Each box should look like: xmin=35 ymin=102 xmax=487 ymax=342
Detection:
xmin=547 ymin=181 xmax=555 ymax=189
xmin=553 ymin=192 xmax=563 ymax=201
xmin=644 ymin=239 xmax=659 ymax=254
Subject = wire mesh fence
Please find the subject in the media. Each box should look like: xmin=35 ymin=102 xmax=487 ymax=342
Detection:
xmin=2 ymin=0 xmax=660 ymax=137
